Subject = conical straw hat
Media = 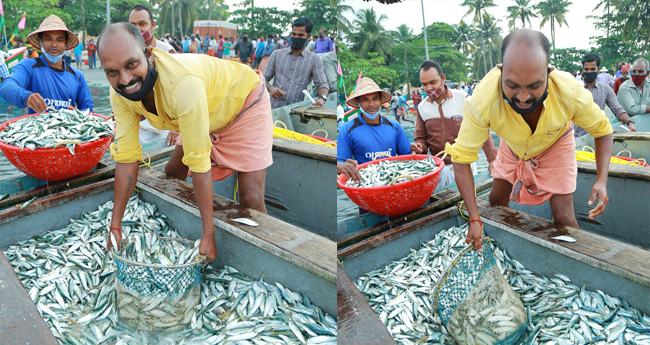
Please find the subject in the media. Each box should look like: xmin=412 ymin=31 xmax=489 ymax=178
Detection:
xmin=27 ymin=15 xmax=79 ymax=51
xmin=346 ymin=77 xmax=392 ymax=108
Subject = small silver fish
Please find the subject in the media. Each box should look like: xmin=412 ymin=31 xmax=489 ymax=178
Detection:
xmin=231 ymin=218 xmax=259 ymax=227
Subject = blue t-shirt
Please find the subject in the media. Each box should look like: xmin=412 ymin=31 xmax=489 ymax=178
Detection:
xmin=74 ymin=44 xmax=83 ymax=56
xmin=398 ymin=95 xmax=407 ymax=108
xmin=337 ymin=115 xmax=411 ymax=164
xmin=0 ymin=55 xmax=94 ymax=114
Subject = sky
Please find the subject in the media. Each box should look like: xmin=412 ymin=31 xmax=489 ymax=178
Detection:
xmin=225 ymin=0 xmax=306 ymax=12
xmin=343 ymin=0 xmax=607 ymax=51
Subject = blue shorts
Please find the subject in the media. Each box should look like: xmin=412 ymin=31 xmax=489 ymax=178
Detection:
xmin=74 ymin=54 xmax=81 ymax=61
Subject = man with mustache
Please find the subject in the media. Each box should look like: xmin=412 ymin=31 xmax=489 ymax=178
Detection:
xmin=129 ymin=3 xmax=176 ymax=54
xmin=0 ymin=15 xmax=94 ymax=114
xmin=445 ymin=29 xmax=613 ymax=251
xmin=613 ymin=64 xmax=629 ymax=95
xmin=411 ymin=60 xmax=497 ymax=190
xmin=98 ymin=23 xmax=273 ymax=262
xmin=617 ymin=58 xmax=650 ymax=117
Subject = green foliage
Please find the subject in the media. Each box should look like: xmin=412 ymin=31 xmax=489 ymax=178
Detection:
xmin=2 ymin=0 xmax=70 ymax=38
xmin=292 ymin=0 xmax=336 ymax=37
xmin=337 ymin=42 xmax=398 ymax=93
xmin=230 ymin=3 xmax=292 ymax=38
xmin=347 ymin=7 xmax=393 ymax=59
xmin=550 ymin=47 xmax=590 ymax=73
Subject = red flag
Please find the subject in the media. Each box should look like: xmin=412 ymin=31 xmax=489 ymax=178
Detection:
xmin=337 ymin=61 xmax=342 ymax=76
xmin=18 ymin=13 xmax=25 ymax=29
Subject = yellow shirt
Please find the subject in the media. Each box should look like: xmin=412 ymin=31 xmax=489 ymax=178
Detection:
xmin=445 ymin=67 xmax=613 ymax=164
xmin=109 ymin=48 xmax=259 ymax=173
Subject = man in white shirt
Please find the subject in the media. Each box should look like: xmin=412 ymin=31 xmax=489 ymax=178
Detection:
xmin=128 ymin=4 xmax=176 ymax=54
xmin=209 ymin=35 xmax=217 ymax=55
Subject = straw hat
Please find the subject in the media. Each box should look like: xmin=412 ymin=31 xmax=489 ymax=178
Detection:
xmin=346 ymin=77 xmax=392 ymax=108
xmin=599 ymin=67 xmax=608 ymax=73
xmin=27 ymin=15 xmax=79 ymax=51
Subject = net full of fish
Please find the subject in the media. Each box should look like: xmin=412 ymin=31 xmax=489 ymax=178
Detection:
xmin=112 ymin=232 xmax=206 ymax=330
xmin=5 ymin=195 xmax=337 ymax=345
xmin=0 ymin=108 xmax=115 ymax=155
xmin=433 ymin=238 xmax=526 ymax=345
xmin=356 ymin=224 xmax=650 ymax=345
xmin=345 ymin=156 xmax=438 ymax=187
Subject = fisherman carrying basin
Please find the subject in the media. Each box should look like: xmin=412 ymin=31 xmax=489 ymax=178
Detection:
xmin=98 ymin=23 xmax=273 ymax=262
xmin=0 ymin=15 xmax=94 ymax=114
xmin=337 ymin=77 xmax=412 ymax=186
xmin=445 ymin=29 xmax=613 ymax=251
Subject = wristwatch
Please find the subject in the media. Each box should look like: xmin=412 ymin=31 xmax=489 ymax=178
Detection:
xmin=626 ymin=119 xmax=635 ymax=126
xmin=321 ymin=95 xmax=327 ymax=101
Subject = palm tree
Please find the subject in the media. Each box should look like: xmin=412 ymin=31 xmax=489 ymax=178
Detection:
xmin=616 ymin=0 xmax=650 ymax=56
xmin=480 ymin=13 xmax=503 ymax=68
xmin=507 ymin=0 xmax=539 ymax=30
xmin=394 ymin=24 xmax=413 ymax=92
xmin=334 ymin=0 xmax=355 ymax=37
xmin=453 ymin=20 xmax=476 ymax=57
xmin=536 ymin=0 xmax=572 ymax=51
xmin=460 ymin=0 xmax=497 ymax=78
xmin=348 ymin=8 xmax=394 ymax=59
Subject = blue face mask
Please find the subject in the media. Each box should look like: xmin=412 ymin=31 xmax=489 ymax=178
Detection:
xmin=41 ymin=40 xmax=64 ymax=64
xmin=360 ymin=105 xmax=381 ymax=120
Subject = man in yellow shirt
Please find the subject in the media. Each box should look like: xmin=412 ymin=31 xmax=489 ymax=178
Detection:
xmin=445 ymin=29 xmax=613 ymax=251
xmin=97 ymin=23 xmax=273 ymax=261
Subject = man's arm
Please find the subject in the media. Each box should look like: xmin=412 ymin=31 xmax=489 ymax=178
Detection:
xmin=589 ymin=133 xmax=612 ymax=219
xmin=412 ymin=109 xmax=428 ymax=154
xmin=0 ymin=61 xmax=33 ymax=108
xmin=107 ymin=161 xmax=139 ymax=250
xmin=605 ymin=86 xmax=636 ymax=130
xmin=311 ymin=57 xmax=329 ymax=105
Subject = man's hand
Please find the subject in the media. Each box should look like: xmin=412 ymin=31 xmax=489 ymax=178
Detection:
xmin=27 ymin=93 xmax=47 ymax=113
xmin=269 ymin=86 xmax=285 ymax=99
xmin=628 ymin=122 xmax=637 ymax=132
xmin=106 ymin=227 xmax=122 ymax=251
xmin=337 ymin=159 xmax=361 ymax=182
xmin=411 ymin=142 xmax=426 ymax=154
xmin=588 ymin=180 xmax=608 ymax=219
xmin=199 ymin=233 xmax=218 ymax=262
xmin=488 ymin=160 xmax=495 ymax=174
xmin=166 ymin=131 xmax=180 ymax=146
xmin=313 ymin=97 xmax=325 ymax=107
xmin=465 ymin=220 xmax=484 ymax=252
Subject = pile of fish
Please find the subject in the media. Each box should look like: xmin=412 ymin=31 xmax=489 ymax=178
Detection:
xmin=0 ymin=108 xmax=114 ymax=154
xmin=357 ymin=225 xmax=650 ymax=345
xmin=5 ymin=195 xmax=337 ymax=344
xmin=345 ymin=156 xmax=438 ymax=187
xmin=116 ymin=233 xmax=202 ymax=266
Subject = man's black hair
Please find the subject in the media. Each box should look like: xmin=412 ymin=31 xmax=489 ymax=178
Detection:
xmin=37 ymin=31 xmax=70 ymax=44
xmin=131 ymin=3 xmax=154 ymax=24
xmin=242 ymin=32 xmax=248 ymax=36
xmin=219 ymin=34 xmax=222 ymax=38
xmin=267 ymin=34 xmax=273 ymax=38
xmin=581 ymin=53 xmax=600 ymax=68
xmin=292 ymin=17 xmax=313 ymax=34
xmin=420 ymin=60 xmax=443 ymax=77
xmin=501 ymin=29 xmax=550 ymax=64
xmin=97 ymin=22 xmax=145 ymax=60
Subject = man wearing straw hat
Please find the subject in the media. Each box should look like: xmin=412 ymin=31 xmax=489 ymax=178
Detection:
xmin=0 ymin=15 xmax=94 ymax=114
xmin=337 ymin=77 xmax=412 ymax=182
xmin=98 ymin=23 xmax=273 ymax=262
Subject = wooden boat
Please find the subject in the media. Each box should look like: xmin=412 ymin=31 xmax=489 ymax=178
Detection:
xmin=337 ymin=203 xmax=650 ymax=343
xmin=495 ymin=161 xmax=650 ymax=249
xmin=272 ymin=99 xmax=337 ymax=141
xmin=0 ymin=168 xmax=336 ymax=344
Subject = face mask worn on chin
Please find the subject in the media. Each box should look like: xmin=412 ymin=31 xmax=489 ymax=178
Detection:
xmin=631 ymin=75 xmax=647 ymax=85
xmin=41 ymin=40 xmax=64 ymax=64
xmin=425 ymin=85 xmax=445 ymax=99
xmin=359 ymin=105 xmax=381 ymax=120
xmin=290 ymin=37 xmax=307 ymax=50
xmin=117 ymin=50 xmax=158 ymax=102
xmin=502 ymin=76 xmax=549 ymax=116
xmin=582 ymin=71 xmax=598 ymax=84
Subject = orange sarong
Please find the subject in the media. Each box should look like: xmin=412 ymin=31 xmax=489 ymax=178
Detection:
xmin=492 ymin=127 xmax=576 ymax=205
xmin=177 ymin=70 xmax=273 ymax=181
